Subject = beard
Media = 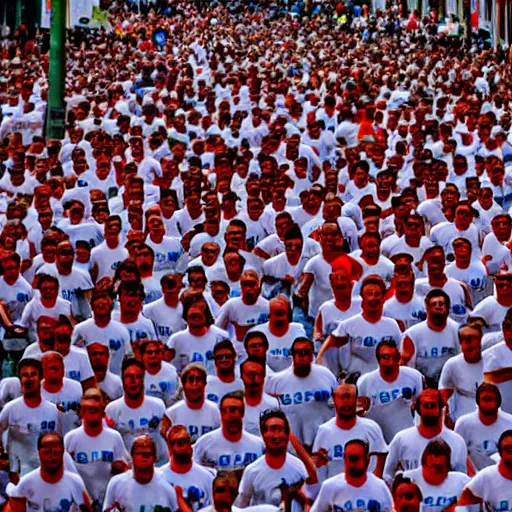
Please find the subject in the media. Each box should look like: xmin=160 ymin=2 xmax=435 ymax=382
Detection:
xmin=422 ymin=415 xmax=440 ymax=427
xmin=173 ymin=452 xmax=191 ymax=465
xmin=347 ymin=467 xmax=366 ymax=479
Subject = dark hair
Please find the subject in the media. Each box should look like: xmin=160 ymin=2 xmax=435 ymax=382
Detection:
xmin=18 ymin=358 xmax=43 ymax=380
xmin=55 ymin=314 xmax=73 ymax=332
xmin=37 ymin=273 xmax=59 ymax=290
xmin=458 ymin=322 xmax=483 ymax=341
xmin=121 ymin=357 xmax=145 ymax=378
xmin=243 ymin=331 xmax=269 ymax=351
xmin=360 ymin=275 xmax=386 ymax=296
xmin=291 ymin=337 xmax=315 ymax=354
xmin=421 ymin=439 xmax=451 ymax=468
xmin=118 ymin=280 xmax=146 ymax=301
xmin=1 ymin=252 xmax=21 ymax=267
xmin=498 ymin=429 xmax=512 ymax=455
xmin=259 ymin=409 xmax=290 ymax=435
xmin=139 ymin=339 xmax=163 ymax=357
xmin=391 ymin=475 xmax=423 ymax=501
xmin=214 ymin=339 xmax=236 ymax=357
xmin=182 ymin=292 xmax=215 ymax=326
xmin=37 ymin=431 xmax=63 ymax=451
xmin=283 ymin=224 xmax=303 ymax=242
xmin=219 ymin=390 xmax=245 ymax=411
xmin=161 ymin=272 xmax=183 ymax=288
xmin=345 ymin=439 xmax=369 ymax=459
xmin=476 ymin=382 xmax=502 ymax=408
xmin=425 ymin=289 xmax=451 ymax=311
xmin=376 ymin=339 xmax=399 ymax=360
xmin=240 ymin=357 xmax=265 ymax=377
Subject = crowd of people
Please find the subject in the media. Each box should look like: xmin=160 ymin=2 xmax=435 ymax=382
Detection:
xmin=1 ymin=0 xmax=512 ymax=511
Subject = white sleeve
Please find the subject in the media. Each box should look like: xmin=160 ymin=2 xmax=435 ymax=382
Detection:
xmin=383 ymin=436 xmax=401 ymax=484
xmin=310 ymin=480 xmax=332 ymax=512
xmin=103 ymin=477 xmax=117 ymax=511
xmin=451 ymin=437 xmax=468 ymax=474
xmin=214 ymin=302 xmax=230 ymax=330
xmin=438 ymin=360 xmax=454 ymax=390
xmin=192 ymin=436 xmax=207 ymax=465
xmin=466 ymin=471 xmax=486 ymax=499
xmin=235 ymin=467 xmax=253 ymax=507
xmin=367 ymin=422 xmax=388 ymax=454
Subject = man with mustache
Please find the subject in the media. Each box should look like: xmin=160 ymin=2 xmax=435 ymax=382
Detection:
xmin=236 ymin=409 xmax=317 ymax=508
xmin=402 ymin=440 xmax=469 ymax=512
xmin=402 ymin=289 xmax=460 ymax=388
xmin=311 ymin=439 xmax=393 ymax=512
xmin=392 ymin=475 xmax=423 ymax=512
xmin=384 ymin=390 xmax=468 ymax=484
xmin=193 ymin=391 xmax=264 ymax=475
xmin=159 ymin=425 xmax=214 ymax=511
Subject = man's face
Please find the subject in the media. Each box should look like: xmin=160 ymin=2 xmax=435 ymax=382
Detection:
xmin=225 ymin=226 xmax=245 ymax=249
xmin=213 ymin=478 xmax=236 ymax=509
xmin=321 ymin=225 xmax=342 ymax=252
xmin=122 ymin=364 xmax=145 ymax=399
xmin=479 ymin=390 xmax=500 ymax=417
xmin=454 ymin=205 xmax=473 ymax=231
xmin=426 ymin=252 xmax=445 ymax=276
xmin=42 ymin=356 xmax=64 ymax=383
xmin=330 ymin=272 xmax=352 ymax=300
xmin=492 ymin=217 xmax=512 ymax=242
xmin=187 ymin=302 xmax=208 ymax=330
xmin=20 ymin=365 xmax=41 ymax=395
xmin=404 ymin=218 xmax=423 ymax=240
xmin=378 ymin=345 xmax=400 ymax=374
xmin=214 ymin=348 xmax=236 ymax=374
xmin=40 ymin=279 xmax=59 ymax=301
xmin=292 ymin=341 xmax=314 ymax=371
xmin=104 ymin=222 xmax=121 ymax=245
xmin=220 ymin=397 xmax=244 ymax=435
xmin=142 ymin=342 xmax=163 ymax=368
xmin=37 ymin=319 xmax=55 ymax=345
xmin=132 ymin=441 xmax=155 ymax=472
xmin=39 ymin=435 xmax=64 ymax=474
xmin=88 ymin=344 xmax=109 ymax=372
xmin=284 ymin=237 xmax=303 ymax=263
xmin=361 ymin=284 xmax=384 ymax=316
xmin=501 ymin=436 xmax=512 ymax=470
xmin=53 ymin=324 xmax=73 ymax=355
xmin=241 ymin=276 xmax=259 ymax=305
xmin=270 ymin=300 xmax=289 ymax=330
xmin=241 ymin=361 xmax=265 ymax=393
xmin=135 ymin=249 xmax=153 ymax=274
xmin=333 ymin=385 xmax=357 ymax=420
xmin=189 ymin=271 xmax=207 ymax=292
xmin=262 ymin=417 xmax=288 ymax=455
xmin=2 ymin=258 xmax=20 ymax=283
xmin=246 ymin=337 xmax=267 ymax=359
xmin=201 ymin=243 xmax=220 ymax=266
xmin=162 ymin=278 xmax=182 ymax=303
xmin=360 ymin=236 xmax=380 ymax=260
xmin=423 ymin=454 xmax=448 ymax=480
xmin=344 ymin=443 xmax=367 ymax=479
xmin=182 ymin=370 xmax=206 ymax=404
xmin=394 ymin=483 xmax=422 ymax=512
xmin=459 ymin=326 xmax=481 ymax=362
xmin=148 ymin=216 xmax=166 ymax=238
xmin=426 ymin=296 xmax=448 ymax=323
xmin=168 ymin=431 xmax=193 ymax=462
xmin=419 ymin=393 xmax=441 ymax=426
xmin=80 ymin=398 xmax=104 ymax=426
xmin=120 ymin=291 xmax=142 ymax=316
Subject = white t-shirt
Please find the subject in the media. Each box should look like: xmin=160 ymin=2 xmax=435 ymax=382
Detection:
xmin=90 ymin=241 xmax=129 ymax=281
xmin=455 ymin=409 xmax=512 ymax=472
xmin=36 ymin=264 xmax=93 ymax=320
xmin=0 ymin=397 xmax=61 ymax=476
xmin=483 ymin=342 xmax=512 ymax=414
xmin=415 ymin=278 xmax=469 ymax=324
xmin=62 ymin=346 xmax=95 ymax=384
xmin=357 ymin=367 xmax=424 ymax=443
xmin=64 ymin=425 xmax=129 ymax=505
xmin=248 ymin=322 xmax=307 ymax=373
xmin=303 ymin=254 xmax=333 ymax=318
xmin=383 ymin=426 xmax=468 ymax=484
xmin=402 ymin=467 xmax=470 ymax=512
xmin=193 ymin=428 xmax=264 ymax=471
xmin=158 ymin=462 xmax=215 ymax=512
xmin=439 ymin=354 xmax=484 ymax=421
xmin=146 ymin=235 xmax=184 ymax=279
xmin=0 ymin=377 xmax=21 ymax=410
xmin=104 ymin=470 xmax=178 ymax=512
xmin=105 ymin=395 xmax=168 ymax=466
xmin=403 ymin=319 xmax=460 ymax=382
xmin=332 ymin=314 xmax=402 ymax=375
xmin=465 ymin=465 xmax=512 ymax=512
xmin=72 ymin=318 xmax=132 ymax=375
xmin=310 ymin=472 xmax=393 ymax=512
xmin=143 ymin=299 xmax=186 ymax=341
xmin=205 ymin=375 xmax=244 ymax=405
xmin=111 ymin=311 xmax=158 ymax=343
xmin=167 ymin=326 xmax=228 ymax=375
xmin=244 ymin=393 xmax=280 ymax=437
xmin=445 ymin=261 xmax=491 ymax=306
xmin=144 ymin=362 xmax=180 ymax=407
xmin=472 ymin=296 xmax=509 ymax=332
xmin=41 ymin=378 xmax=82 ymax=435
xmin=215 ymin=297 xmax=270 ymax=344
xmin=383 ymin=295 xmax=427 ymax=330
xmin=98 ymin=371 xmax=124 ymax=402
xmin=265 ymin=364 xmax=337 ymax=446
xmin=165 ymin=399 xmax=220 ymax=443
xmin=237 ymin=453 xmax=308 ymax=506
xmin=9 ymin=468 xmax=88 ymax=512
xmin=313 ymin=416 xmax=388 ymax=481
xmin=0 ymin=276 xmax=33 ymax=323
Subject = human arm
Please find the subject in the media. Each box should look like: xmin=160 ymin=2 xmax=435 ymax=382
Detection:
xmin=484 ymin=368 xmax=512 ymax=384
xmin=9 ymin=497 xmax=26 ymax=512
xmin=400 ymin=336 xmax=415 ymax=366
xmin=290 ymin=431 xmax=318 ymax=484
xmin=316 ymin=334 xmax=349 ymax=365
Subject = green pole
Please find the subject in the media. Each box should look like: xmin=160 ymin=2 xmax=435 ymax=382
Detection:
xmin=45 ymin=0 xmax=66 ymax=140
xmin=15 ymin=0 xmax=23 ymax=28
